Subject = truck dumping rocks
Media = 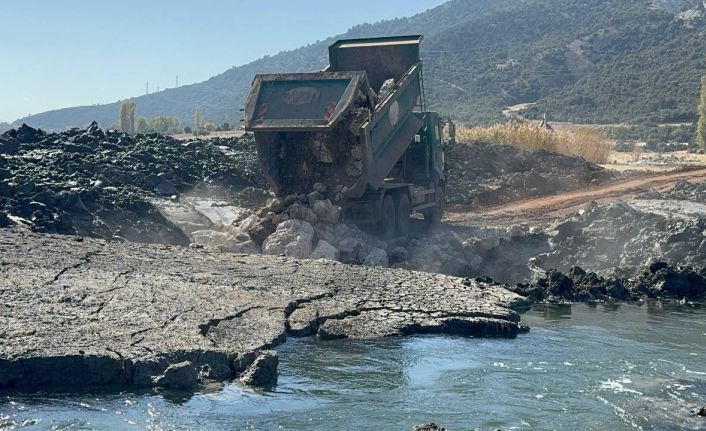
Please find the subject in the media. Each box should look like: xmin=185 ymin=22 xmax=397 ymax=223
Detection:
xmin=0 ymin=229 xmax=528 ymax=391
xmin=0 ymin=123 xmax=267 ymax=244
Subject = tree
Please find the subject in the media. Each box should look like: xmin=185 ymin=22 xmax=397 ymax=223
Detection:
xmin=221 ymin=122 xmax=231 ymax=131
xmin=135 ymin=117 xmax=149 ymax=134
xmin=150 ymin=116 xmax=180 ymax=134
xmin=697 ymin=75 xmax=706 ymax=149
xmin=119 ymin=100 xmax=136 ymax=134
xmin=194 ymin=107 xmax=203 ymax=133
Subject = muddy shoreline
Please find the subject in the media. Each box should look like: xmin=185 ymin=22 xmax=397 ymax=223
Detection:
xmin=0 ymin=229 xmax=527 ymax=392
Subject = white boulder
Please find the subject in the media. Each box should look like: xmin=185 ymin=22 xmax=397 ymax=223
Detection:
xmin=262 ymin=219 xmax=315 ymax=259
xmin=310 ymin=240 xmax=340 ymax=261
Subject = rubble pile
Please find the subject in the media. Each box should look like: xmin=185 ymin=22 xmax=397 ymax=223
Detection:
xmin=233 ymin=187 xmax=392 ymax=266
xmin=0 ymin=123 xmax=267 ymax=244
xmin=445 ymin=141 xmax=616 ymax=208
xmin=641 ymin=179 xmax=706 ymax=202
xmin=507 ymin=261 xmax=706 ymax=303
xmin=534 ymin=200 xmax=706 ymax=277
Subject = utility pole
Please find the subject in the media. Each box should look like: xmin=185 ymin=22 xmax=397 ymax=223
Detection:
xmin=146 ymin=81 xmax=149 ymax=95
xmin=176 ymin=75 xmax=179 ymax=88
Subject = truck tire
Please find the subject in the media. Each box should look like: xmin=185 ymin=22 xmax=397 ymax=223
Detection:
xmin=395 ymin=193 xmax=411 ymax=235
xmin=381 ymin=194 xmax=396 ymax=238
xmin=423 ymin=186 xmax=445 ymax=226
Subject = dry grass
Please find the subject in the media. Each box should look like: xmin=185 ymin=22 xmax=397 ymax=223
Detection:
xmin=455 ymin=123 xmax=612 ymax=164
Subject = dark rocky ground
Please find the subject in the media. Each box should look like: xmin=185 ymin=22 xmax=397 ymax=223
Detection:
xmin=445 ymin=140 xmax=618 ymax=208
xmin=0 ymin=123 xmax=267 ymax=244
xmin=0 ymin=124 xmax=617 ymax=245
xmin=506 ymin=261 xmax=706 ymax=303
xmin=0 ymin=229 xmax=528 ymax=391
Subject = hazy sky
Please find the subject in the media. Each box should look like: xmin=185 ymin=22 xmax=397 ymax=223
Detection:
xmin=0 ymin=0 xmax=446 ymax=122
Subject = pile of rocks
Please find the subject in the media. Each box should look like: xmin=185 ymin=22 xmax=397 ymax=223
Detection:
xmin=196 ymin=194 xmax=551 ymax=283
xmin=507 ymin=261 xmax=706 ymax=303
xmin=641 ymin=179 xmax=706 ymax=202
xmin=445 ymin=140 xmax=617 ymax=208
xmin=234 ymin=186 xmax=392 ymax=267
xmin=0 ymin=123 xmax=267 ymax=244
xmin=533 ymin=200 xmax=706 ymax=277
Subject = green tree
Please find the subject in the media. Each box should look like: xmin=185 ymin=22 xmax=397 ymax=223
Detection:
xmin=150 ymin=116 xmax=181 ymax=134
xmin=119 ymin=100 xmax=136 ymax=134
xmin=697 ymin=75 xmax=706 ymax=149
xmin=135 ymin=117 xmax=149 ymax=134
xmin=194 ymin=107 xmax=203 ymax=133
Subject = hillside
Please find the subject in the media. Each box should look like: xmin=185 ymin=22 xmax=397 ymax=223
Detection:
xmin=12 ymin=0 xmax=706 ymax=130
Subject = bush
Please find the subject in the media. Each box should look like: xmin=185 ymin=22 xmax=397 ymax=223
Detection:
xmin=456 ymin=123 xmax=611 ymax=164
xmin=183 ymin=126 xmax=192 ymax=134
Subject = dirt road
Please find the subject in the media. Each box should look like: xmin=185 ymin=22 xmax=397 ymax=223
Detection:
xmin=446 ymin=166 xmax=706 ymax=226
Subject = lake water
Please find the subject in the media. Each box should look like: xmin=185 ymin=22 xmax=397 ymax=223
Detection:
xmin=2 ymin=302 xmax=706 ymax=430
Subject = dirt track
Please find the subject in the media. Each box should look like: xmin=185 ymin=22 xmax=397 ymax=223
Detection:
xmin=446 ymin=166 xmax=706 ymax=226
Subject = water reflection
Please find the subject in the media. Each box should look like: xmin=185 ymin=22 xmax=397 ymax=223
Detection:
xmin=533 ymin=303 xmax=573 ymax=320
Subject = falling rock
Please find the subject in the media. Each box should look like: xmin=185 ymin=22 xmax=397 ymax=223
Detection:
xmin=151 ymin=361 xmax=199 ymax=389
xmin=307 ymin=191 xmax=325 ymax=204
xmin=239 ymin=350 xmax=278 ymax=388
xmin=363 ymin=247 xmax=389 ymax=267
xmin=310 ymin=239 xmax=340 ymax=261
xmin=287 ymin=202 xmax=318 ymax=225
xmin=313 ymin=182 xmax=327 ymax=193
xmin=262 ymin=219 xmax=315 ymax=259
xmin=312 ymin=199 xmax=341 ymax=224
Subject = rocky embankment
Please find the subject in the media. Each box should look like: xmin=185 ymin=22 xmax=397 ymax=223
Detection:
xmin=0 ymin=229 xmax=528 ymax=391
xmin=0 ymin=123 xmax=267 ymax=244
xmin=506 ymin=261 xmax=706 ymax=303
xmin=534 ymin=181 xmax=706 ymax=278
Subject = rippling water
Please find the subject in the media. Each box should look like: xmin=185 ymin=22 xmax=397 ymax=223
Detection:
xmin=2 ymin=302 xmax=706 ymax=430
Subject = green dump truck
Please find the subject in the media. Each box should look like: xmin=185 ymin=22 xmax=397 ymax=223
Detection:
xmin=243 ymin=35 xmax=445 ymax=237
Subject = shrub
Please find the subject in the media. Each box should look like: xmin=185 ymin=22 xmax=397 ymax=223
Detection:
xmin=456 ymin=123 xmax=611 ymax=164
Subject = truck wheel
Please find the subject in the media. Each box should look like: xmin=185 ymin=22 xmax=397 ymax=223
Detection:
xmin=395 ymin=193 xmax=411 ymax=235
xmin=381 ymin=194 xmax=396 ymax=238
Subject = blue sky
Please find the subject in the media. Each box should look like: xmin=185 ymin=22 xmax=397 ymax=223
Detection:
xmin=0 ymin=0 xmax=446 ymax=122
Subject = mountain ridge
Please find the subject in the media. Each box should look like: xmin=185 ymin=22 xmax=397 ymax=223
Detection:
xmin=12 ymin=0 xmax=706 ymax=130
